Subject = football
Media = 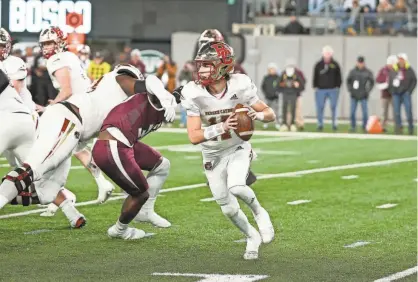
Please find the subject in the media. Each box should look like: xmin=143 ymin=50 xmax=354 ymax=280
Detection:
xmin=233 ymin=103 xmax=254 ymax=141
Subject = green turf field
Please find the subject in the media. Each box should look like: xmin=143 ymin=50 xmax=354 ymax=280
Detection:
xmin=0 ymin=129 xmax=416 ymax=282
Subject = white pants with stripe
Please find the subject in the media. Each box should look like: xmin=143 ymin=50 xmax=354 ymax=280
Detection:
xmin=203 ymin=142 xmax=252 ymax=205
xmin=25 ymin=103 xmax=82 ymax=183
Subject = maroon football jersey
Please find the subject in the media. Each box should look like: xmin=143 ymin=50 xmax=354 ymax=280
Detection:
xmin=101 ymin=94 xmax=164 ymax=145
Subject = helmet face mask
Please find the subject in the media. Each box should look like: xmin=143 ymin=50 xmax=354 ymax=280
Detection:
xmin=194 ymin=41 xmax=235 ymax=87
xmin=39 ymin=26 xmax=67 ymax=59
xmin=0 ymin=28 xmax=12 ymax=61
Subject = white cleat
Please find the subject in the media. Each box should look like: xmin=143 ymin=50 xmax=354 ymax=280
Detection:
xmin=107 ymin=225 xmax=146 ymax=240
xmin=40 ymin=203 xmax=59 ymax=217
xmin=254 ymin=208 xmax=275 ymax=244
xmin=243 ymin=231 xmax=262 ymax=260
xmin=134 ymin=211 xmax=171 ymax=228
xmin=290 ymin=124 xmax=298 ymax=132
xmin=96 ymin=177 xmax=115 ymax=203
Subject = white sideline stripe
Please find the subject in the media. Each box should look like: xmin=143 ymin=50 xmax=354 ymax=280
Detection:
xmin=200 ymin=197 xmax=215 ymax=202
xmin=374 ymin=266 xmax=418 ymax=282
xmin=0 ymin=157 xmax=415 ymax=220
xmin=158 ymin=127 xmax=417 ymax=140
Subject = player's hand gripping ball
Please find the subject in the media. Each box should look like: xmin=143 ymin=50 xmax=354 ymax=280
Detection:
xmin=233 ymin=103 xmax=254 ymax=141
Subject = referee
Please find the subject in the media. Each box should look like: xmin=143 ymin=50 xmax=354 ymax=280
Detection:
xmin=87 ymin=51 xmax=111 ymax=82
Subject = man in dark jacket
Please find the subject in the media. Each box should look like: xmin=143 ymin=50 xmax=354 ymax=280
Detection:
xmin=313 ymin=45 xmax=342 ymax=131
xmin=283 ymin=16 xmax=306 ymax=34
xmin=376 ymin=55 xmax=398 ymax=132
xmin=389 ymin=53 xmax=417 ymax=135
xmin=261 ymin=63 xmax=280 ymax=129
xmin=279 ymin=59 xmax=305 ymax=132
xmin=346 ymin=56 xmax=374 ymax=132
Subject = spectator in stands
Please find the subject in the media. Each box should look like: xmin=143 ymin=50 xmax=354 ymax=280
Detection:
xmin=346 ymin=56 xmax=374 ymax=132
xmin=87 ymin=51 xmax=111 ymax=82
xmin=279 ymin=58 xmax=305 ymax=132
xmin=376 ymin=55 xmax=398 ymax=132
xmin=389 ymin=53 xmax=417 ymax=135
xmin=114 ymin=52 xmax=129 ymax=68
xmin=130 ymin=49 xmax=146 ymax=74
xmin=377 ymin=0 xmax=395 ymax=33
xmin=178 ymin=61 xmax=194 ymax=127
xmin=261 ymin=63 xmax=280 ymax=129
xmin=313 ymin=45 xmax=342 ymax=131
xmin=157 ymin=55 xmax=177 ymax=93
xmin=341 ymin=0 xmax=361 ymax=35
xmin=123 ymin=45 xmax=132 ymax=61
xmin=392 ymin=0 xmax=408 ymax=32
xmin=283 ymin=15 xmax=306 ymax=34
xmin=77 ymin=44 xmax=91 ymax=72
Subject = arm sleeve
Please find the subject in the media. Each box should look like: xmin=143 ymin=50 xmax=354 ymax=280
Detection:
xmin=313 ymin=63 xmax=318 ymax=88
xmin=368 ymin=70 xmax=375 ymax=91
xmin=346 ymin=70 xmax=353 ymax=92
xmin=407 ymin=68 xmax=417 ymax=94
xmin=335 ymin=62 xmax=342 ymax=87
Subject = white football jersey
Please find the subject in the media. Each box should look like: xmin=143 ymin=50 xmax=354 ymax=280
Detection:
xmin=47 ymin=51 xmax=90 ymax=96
xmin=181 ymin=73 xmax=260 ymax=158
xmin=66 ymin=70 xmax=129 ymax=141
xmin=0 ymin=60 xmax=30 ymax=114
xmin=3 ymin=55 xmax=36 ymax=112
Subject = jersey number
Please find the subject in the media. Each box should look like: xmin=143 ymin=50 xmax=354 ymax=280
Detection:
xmin=208 ymin=115 xmax=232 ymax=141
xmin=86 ymin=75 xmax=104 ymax=93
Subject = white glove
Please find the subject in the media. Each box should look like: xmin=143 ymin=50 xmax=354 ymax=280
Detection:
xmin=161 ymin=95 xmax=177 ymax=122
xmin=164 ymin=106 xmax=176 ymax=122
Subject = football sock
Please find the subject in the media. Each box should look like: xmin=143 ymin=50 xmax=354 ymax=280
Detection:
xmin=229 ymin=209 xmax=258 ymax=238
xmin=59 ymin=199 xmax=81 ymax=223
xmin=115 ymin=219 xmax=128 ymax=232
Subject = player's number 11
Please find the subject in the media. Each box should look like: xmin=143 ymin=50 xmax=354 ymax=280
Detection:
xmin=208 ymin=115 xmax=232 ymax=141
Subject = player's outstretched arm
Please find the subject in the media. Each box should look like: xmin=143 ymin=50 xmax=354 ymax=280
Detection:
xmin=248 ymin=100 xmax=276 ymax=123
xmin=187 ymin=114 xmax=237 ymax=145
xmin=50 ymin=67 xmax=72 ymax=104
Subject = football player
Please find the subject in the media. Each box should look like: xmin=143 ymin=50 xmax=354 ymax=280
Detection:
xmin=194 ymin=29 xmax=256 ymax=187
xmin=35 ymin=26 xmax=114 ymax=209
xmin=92 ymin=79 xmax=179 ymax=239
xmin=0 ymin=55 xmax=175 ymax=228
xmin=181 ymin=41 xmax=275 ymax=260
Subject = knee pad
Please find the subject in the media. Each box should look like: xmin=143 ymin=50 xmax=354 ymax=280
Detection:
xmin=220 ymin=198 xmax=240 ymax=218
xmin=149 ymin=157 xmax=170 ymax=178
xmin=229 ymin=185 xmax=256 ymax=205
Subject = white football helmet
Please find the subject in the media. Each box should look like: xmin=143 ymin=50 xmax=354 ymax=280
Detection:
xmin=114 ymin=64 xmax=143 ymax=80
xmin=39 ymin=26 xmax=67 ymax=59
xmin=3 ymin=56 xmax=27 ymax=81
xmin=0 ymin=28 xmax=12 ymax=61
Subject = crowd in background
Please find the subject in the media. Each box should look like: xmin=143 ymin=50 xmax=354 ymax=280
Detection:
xmin=11 ymin=41 xmax=416 ymax=135
xmin=245 ymin=0 xmax=417 ymax=35
xmin=259 ymin=45 xmax=416 ymax=134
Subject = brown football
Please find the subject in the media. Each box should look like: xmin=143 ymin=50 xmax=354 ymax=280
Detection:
xmin=233 ymin=103 xmax=254 ymax=141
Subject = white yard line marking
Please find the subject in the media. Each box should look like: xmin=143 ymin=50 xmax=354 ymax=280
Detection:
xmin=376 ymin=203 xmax=398 ymax=209
xmin=234 ymin=238 xmax=247 ymax=243
xmin=152 ymin=272 xmax=269 ymax=282
xmin=0 ymin=157 xmax=415 ymax=220
xmin=24 ymin=229 xmax=52 ymax=235
xmin=200 ymin=197 xmax=215 ymax=202
xmin=344 ymin=241 xmax=371 ymax=248
xmin=158 ymin=128 xmax=418 ymax=141
xmin=374 ymin=266 xmax=418 ymax=282
xmin=287 ymin=200 xmax=311 ymax=205
xmin=341 ymin=175 xmax=359 ymax=180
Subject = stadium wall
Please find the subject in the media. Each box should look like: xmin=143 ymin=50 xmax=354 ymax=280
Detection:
xmin=172 ymin=33 xmax=417 ymax=121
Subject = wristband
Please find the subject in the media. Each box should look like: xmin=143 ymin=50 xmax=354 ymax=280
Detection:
xmin=256 ymin=112 xmax=265 ymax=121
xmin=203 ymin=123 xmax=225 ymax=140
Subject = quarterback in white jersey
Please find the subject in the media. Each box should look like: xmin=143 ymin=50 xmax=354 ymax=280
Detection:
xmin=181 ymin=41 xmax=275 ymax=260
xmin=38 ymin=26 xmax=115 ymax=211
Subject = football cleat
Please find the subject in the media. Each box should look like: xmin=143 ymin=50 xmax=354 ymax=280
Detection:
xmin=254 ymin=208 xmax=275 ymax=244
xmin=96 ymin=175 xmax=115 ymax=203
xmin=243 ymin=230 xmax=262 ymax=260
xmin=70 ymin=215 xmax=86 ymax=229
xmin=107 ymin=225 xmax=146 ymax=240
xmin=134 ymin=211 xmax=171 ymax=228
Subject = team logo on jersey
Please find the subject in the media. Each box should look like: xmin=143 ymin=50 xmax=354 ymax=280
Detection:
xmin=230 ymin=94 xmax=238 ymax=100
xmin=204 ymin=162 xmax=213 ymax=171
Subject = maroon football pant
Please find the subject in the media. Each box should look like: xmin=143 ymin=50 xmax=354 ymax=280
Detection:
xmin=92 ymin=140 xmax=162 ymax=196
